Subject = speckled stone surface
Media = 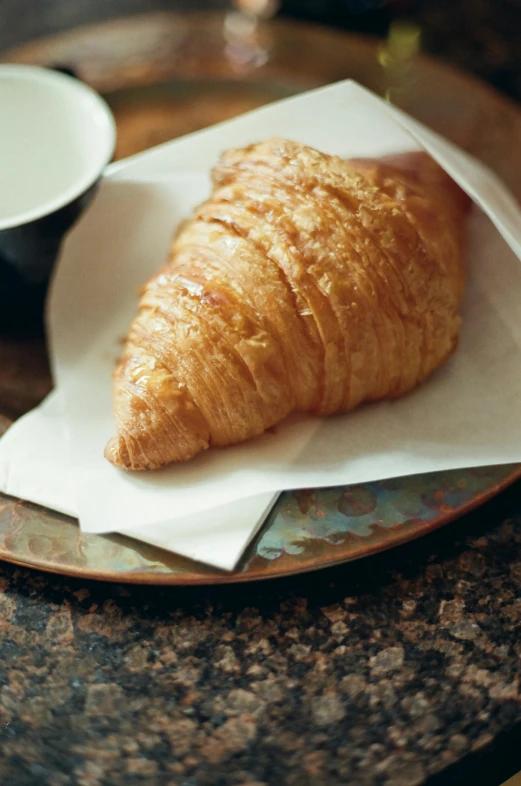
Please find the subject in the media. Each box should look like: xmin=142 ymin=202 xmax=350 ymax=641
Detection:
xmin=0 ymin=483 xmax=521 ymax=785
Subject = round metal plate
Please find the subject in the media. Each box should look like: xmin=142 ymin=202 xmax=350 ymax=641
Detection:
xmin=1 ymin=12 xmax=521 ymax=584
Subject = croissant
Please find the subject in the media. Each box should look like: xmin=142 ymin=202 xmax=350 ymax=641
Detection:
xmin=105 ymin=139 xmax=469 ymax=470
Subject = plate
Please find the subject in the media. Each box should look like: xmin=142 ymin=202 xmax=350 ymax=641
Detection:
xmin=1 ymin=12 xmax=521 ymax=584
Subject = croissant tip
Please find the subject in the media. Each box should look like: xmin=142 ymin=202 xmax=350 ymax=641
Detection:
xmin=105 ymin=434 xmax=165 ymax=471
xmin=105 ymin=434 xmax=147 ymax=471
xmin=104 ymin=435 xmax=127 ymax=469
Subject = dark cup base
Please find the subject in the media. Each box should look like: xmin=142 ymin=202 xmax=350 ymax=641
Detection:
xmin=0 ymin=254 xmax=47 ymax=336
xmin=0 ymin=181 xmax=100 ymax=336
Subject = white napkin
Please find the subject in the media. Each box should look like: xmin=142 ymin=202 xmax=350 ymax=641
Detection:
xmin=0 ymin=392 xmax=278 ymax=570
xmin=43 ymin=79 xmax=521 ymax=538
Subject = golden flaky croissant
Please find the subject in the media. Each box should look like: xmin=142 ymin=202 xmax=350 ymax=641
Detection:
xmin=105 ymin=139 xmax=470 ymax=470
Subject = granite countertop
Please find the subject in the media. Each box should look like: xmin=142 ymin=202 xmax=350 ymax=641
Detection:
xmin=2 ymin=2 xmax=521 ymax=785
xmin=0 ymin=486 xmax=520 ymax=785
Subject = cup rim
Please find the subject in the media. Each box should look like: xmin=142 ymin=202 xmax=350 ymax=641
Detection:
xmin=0 ymin=64 xmax=116 ymax=232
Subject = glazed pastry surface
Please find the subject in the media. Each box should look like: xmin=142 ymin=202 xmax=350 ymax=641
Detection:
xmin=105 ymin=140 xmax=469 ymax=470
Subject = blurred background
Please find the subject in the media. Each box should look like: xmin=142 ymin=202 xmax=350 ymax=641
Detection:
xmin=3 ymin=0 xmax=520 ymax=334
xmin=0 ymin=0 xmax=520 ymax=177
xmin=0 ymin=0 xmax=520 ymax=102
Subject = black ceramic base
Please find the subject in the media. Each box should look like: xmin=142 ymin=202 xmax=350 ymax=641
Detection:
xmin=0 ymin=255 xmax=47 ymax=335
xmin=0 ymin=181 xmax=99 ymax=335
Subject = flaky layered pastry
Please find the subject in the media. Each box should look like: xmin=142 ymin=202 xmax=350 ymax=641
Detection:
xmin=105 ymin=139 xmax=470 ymax=470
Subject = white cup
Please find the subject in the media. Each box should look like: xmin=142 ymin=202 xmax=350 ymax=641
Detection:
xmin=0 ymin=64 xmax=116 ymax=330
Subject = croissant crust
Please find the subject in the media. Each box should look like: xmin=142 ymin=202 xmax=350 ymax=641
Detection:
xmin=105 ymin=140 xmax=469 ymax=470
